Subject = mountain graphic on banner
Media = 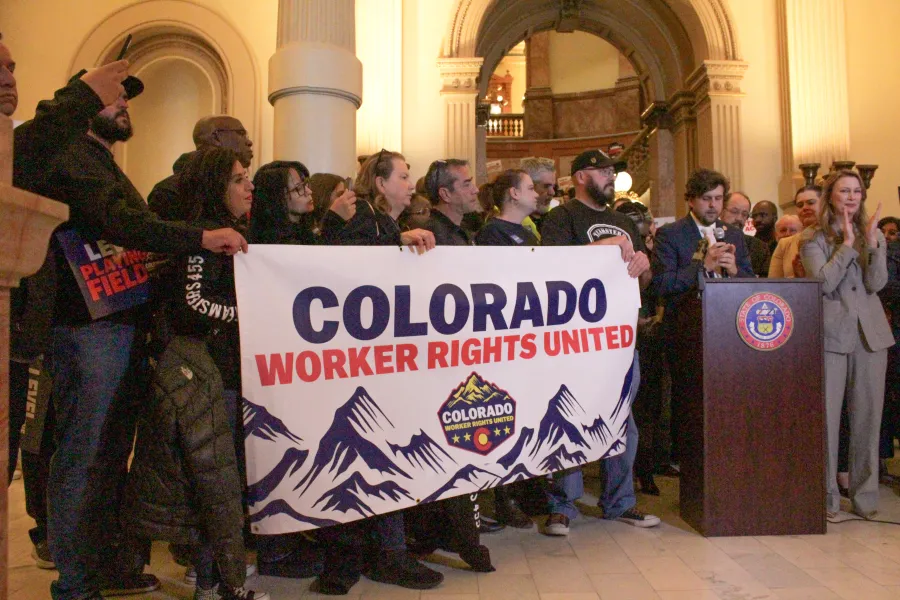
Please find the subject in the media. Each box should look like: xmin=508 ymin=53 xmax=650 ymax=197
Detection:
xmin=314 ymin=471 xmax=413 ymax=517
xmin=243 ymin=399 xmax=303 ymax=444
xmin=296 ymin=387 xmax=410 ymax=494
xmin=496 ymin=427 xmax=534 ymax=469
xmin=248 ymin=447 xmax=309 ymax=505
xmin=601 ymin=438 xmax=625 ymax=459
xmin=529 ymin=385 xmax=589 ymax=459
xmin=582 ymin=414 xmax=613 ymax=445
xmin=498 ymin=463 xmax=540 ymax=485
xmin=389 ymin=429 xmax=457 ymax=473
xmin=447 ymin=372 xmax=511 ymax=408
xmin=250 ymin=498 xmax=338 ymax=528
xmin=423 ymin=464 xmax=501 ymax=503
xmin=538 ymin=444 xmax=588 ymax=472
xmin=609 ymin=362 xmax=635 ymax=422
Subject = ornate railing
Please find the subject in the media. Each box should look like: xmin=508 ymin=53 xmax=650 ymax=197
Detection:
xmin=486 ymin=114 xmax=524 ymax=138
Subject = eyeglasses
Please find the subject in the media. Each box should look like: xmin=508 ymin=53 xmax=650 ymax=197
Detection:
xmin=726 ymin=207 xmax=750 ymax=219
xmin=583 ymin=166 xmax=616 ymax=178
xmin=288 ymin=182 xmax=310 ymax=197
xmin=408 ymin=207 xmax=431 ymax=216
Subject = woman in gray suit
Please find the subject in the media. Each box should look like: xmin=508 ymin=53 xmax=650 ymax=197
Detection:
xmin=800 ymin=169 xmax=894 ymax=521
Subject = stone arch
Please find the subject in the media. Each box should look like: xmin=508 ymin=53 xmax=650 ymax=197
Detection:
xmin=69 ymin=0 xmax=261 ymax=171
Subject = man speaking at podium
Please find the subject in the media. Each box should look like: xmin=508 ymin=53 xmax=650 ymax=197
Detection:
xmin=650 ymin=168 xmax=753 ymax=468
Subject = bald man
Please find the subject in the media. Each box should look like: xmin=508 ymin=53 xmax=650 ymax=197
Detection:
xmin=148 ymin=115 xmax=253 ymax=220
xmin=751 ymin=200 xmax=779 ymax=252
xmin=775 ymin=214 xmax=803 ymax=241
xmin=0 ymin=34 xmax=18 ymax=117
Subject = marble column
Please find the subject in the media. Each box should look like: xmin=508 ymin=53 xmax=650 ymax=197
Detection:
xmin=688 ymin=60 xmax=749 ymax=191
xmin=642 ymin=102 xmax=677 ymax=219
xmin=776 ymin=0 xmax=851 ymax=204
xmin=0 ymin=115 xmax=69 ymax=600
xmin=269 ymin=0 xmax=363 ymax=176
xmin=523 ymin=32 xmax=553 ymax=139
xmin=355 ymin=0 xmax=402 ymax=155
xmin=438 ymin=57 xmax=483 ymax=166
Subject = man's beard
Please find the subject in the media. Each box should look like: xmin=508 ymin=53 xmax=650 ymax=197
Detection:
xmin=586 ymin=178 xmax=614 ymax=207
xmin=90 ymin=111 xmax=133 ymax=143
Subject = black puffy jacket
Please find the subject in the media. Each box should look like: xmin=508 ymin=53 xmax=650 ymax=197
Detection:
xmin=121 ymin=336 xmax=245 ymax=588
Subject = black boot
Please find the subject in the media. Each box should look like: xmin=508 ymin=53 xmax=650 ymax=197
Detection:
xmin=367 ymin=550 xmax=443 ymax=590
xmin=638 ymin=475 xmax=660 ymax=496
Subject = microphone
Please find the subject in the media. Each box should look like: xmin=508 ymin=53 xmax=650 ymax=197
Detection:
xmin=714 ymin=227 xmax=729 ymax=278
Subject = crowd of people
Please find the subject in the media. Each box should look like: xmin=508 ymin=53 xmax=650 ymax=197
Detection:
xmin=2 ymin=39 xmax=899 ymax=600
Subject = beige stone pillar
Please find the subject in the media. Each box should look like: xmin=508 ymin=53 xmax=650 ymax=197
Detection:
xmin=523 ymin=32 xmax=553 ymax=139
xmin=0 ymin=115 xmax=69 ymax=600
xmin=688 ymin=60 xmax=749 ymax=191
xmin=355 ymin=0 xmax=402 ymax=155
xmin=269 ymin=0 xmax=363 ymax=176
xmin=776 ymin=0 xmax=851 ymax=204
xmin=438 ymin=57 xmax=483 ymax=166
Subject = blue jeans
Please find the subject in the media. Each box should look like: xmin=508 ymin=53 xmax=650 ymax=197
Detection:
xmin=547 ymin=352 xmax=640 ymax=520
xmin=47 ymin=321 xmax=146 ymax=600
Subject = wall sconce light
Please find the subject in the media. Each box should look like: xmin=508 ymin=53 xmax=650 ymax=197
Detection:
xmin=798 ymin=163 xmax=820 ymax=187
xmin=831 ymin=160 xmax=855 ymax=172
xmin=855 ymin=164 xmax=878 ymax=189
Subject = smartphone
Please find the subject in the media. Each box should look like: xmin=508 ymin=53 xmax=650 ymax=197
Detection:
xmin=345 ymin=176 xmax=354 ymax=192
xmin=116 ymin=34 xmax=133 ymax=61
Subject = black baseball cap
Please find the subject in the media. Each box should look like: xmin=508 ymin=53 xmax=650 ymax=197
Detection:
xmin=570 ymin=149 xmax=627 ymax=176
xmin=68 ymin=69 xmax=144 ymax=100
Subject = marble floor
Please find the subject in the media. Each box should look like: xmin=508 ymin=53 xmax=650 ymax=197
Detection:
xmin=8 ymin=470 xmax=900 ymax=600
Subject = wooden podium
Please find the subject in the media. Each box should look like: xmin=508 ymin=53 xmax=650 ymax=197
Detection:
xmin=672 ymin=278 xmax=826 ymax=537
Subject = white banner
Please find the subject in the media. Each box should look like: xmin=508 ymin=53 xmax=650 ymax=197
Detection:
xmin=235 ymin=246 xmax=640 ymax=534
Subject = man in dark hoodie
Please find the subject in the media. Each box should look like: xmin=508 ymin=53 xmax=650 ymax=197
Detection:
xmin=148 ymin=115 xmax=253 ymax=220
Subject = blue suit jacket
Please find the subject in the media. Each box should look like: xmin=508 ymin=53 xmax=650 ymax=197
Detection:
xmin=651 ymin=215 xmax=754 ymax=314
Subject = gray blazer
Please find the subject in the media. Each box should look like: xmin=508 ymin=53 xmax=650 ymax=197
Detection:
xmin=800 ymin=227 xmax=895 ymax=354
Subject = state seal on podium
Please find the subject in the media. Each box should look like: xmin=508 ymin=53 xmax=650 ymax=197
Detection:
xmin=736 ymin=292 xmax=794 ymax=351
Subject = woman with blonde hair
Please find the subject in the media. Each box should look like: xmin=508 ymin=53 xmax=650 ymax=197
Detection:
xmin=800 ymin=169 xmax=894 ymax=520
xmin=322 ymin=149 xmax=434 ymax=250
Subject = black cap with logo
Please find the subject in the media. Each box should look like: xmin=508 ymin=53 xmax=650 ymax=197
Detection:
xmin=570 ymin=149 xmax=627 ymax=176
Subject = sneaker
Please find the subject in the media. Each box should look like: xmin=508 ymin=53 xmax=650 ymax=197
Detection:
xmin=31 ymin=540 xmax=55 ymax=569
xmin=99 ymin=573 xmax=161 ymax=597
xmin=542 ymin=513 xmax=570 ymax=536
xmin=614 ymin=508 xmax=661 ymax=528
xmin=185 ymin=564 xmax=257 ymax=586
xmin=218 ymin=586 xmax=269 ymax=600
xmin=367 ymin=550 xmax=444 ymax=590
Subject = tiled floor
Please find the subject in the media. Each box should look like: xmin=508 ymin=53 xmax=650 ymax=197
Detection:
xmin=8 ymin=470 xmax=900 ymax=600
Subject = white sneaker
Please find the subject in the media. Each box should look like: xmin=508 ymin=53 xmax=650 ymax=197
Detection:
xmin=543 ymin=513 xmax=570 ymax=536
xmin=614 ymin=508 xmax=661 ymax=528
xmin=185 ymin=564 xmax=257 ymax=586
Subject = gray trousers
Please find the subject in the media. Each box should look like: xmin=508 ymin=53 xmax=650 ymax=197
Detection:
xmin=825 ymin=334 xmax=888 ymax=514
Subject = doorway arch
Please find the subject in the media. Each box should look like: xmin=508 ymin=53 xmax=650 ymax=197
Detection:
xmin=440 ymin=0 xmax=747 ymax=216
xmin=69 ymin=0 xmax=261 ymax=183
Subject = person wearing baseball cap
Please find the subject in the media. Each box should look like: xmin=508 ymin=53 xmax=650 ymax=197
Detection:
xmin=539 ymin=148 xmax=659 ymax=535
xmin=32 ymin=63 xmax=250 ymax=600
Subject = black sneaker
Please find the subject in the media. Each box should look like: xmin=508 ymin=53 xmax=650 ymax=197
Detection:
xmin=367 ymin=550 xmax=444 ymax=590
xmin=100 ymin=573 xmax=160 ymax=597
xmin=31 ymin=540 xmax=55 ymax=569
xmin=614 ymin=508 xmax=661 ymax=528
xmin=218 ymin=586 xmax=270 ymax=600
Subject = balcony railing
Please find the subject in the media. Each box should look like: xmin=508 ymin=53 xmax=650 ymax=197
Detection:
xmin=486 ymin=114 xmax=524 ymax=138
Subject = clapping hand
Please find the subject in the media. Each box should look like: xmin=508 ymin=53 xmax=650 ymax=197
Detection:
xmin=866 ymin=202 xmax=883 ymax=248
xmin=841 ymin=207 xmax=856 ymax=248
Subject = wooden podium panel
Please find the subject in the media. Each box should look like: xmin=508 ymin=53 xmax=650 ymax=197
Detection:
xmin=674 ymin=278 xmax=826 ymax=537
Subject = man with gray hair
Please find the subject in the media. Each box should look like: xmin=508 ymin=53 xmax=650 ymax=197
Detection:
xmin=520 ymin=156 xmax=557 ymax=238
xmin=423 ymin=158 xmax=480 ymax=245
xmin=148 ymin=115 xmax=253 ymax=220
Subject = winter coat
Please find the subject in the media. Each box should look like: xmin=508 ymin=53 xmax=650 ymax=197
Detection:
xmin=121 ymin=335 xmax=245 ymax=588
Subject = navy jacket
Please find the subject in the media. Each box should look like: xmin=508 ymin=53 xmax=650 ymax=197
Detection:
xmin=651 ymin=214 xmax=754 ymax=315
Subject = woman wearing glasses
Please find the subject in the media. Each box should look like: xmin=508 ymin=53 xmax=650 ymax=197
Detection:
xmin=323 ymin=150 xmax=435 ymax=251
xmin=247 ymin=161 xmax=315 ymax=244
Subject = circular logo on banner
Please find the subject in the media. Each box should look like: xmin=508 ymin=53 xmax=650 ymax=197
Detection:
xmin=737 ymin=293 xmax=794 ymax=351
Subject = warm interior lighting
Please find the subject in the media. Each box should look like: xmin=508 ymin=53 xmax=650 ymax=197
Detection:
xmin=614 ymin=171 xmax=633 ymax=192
